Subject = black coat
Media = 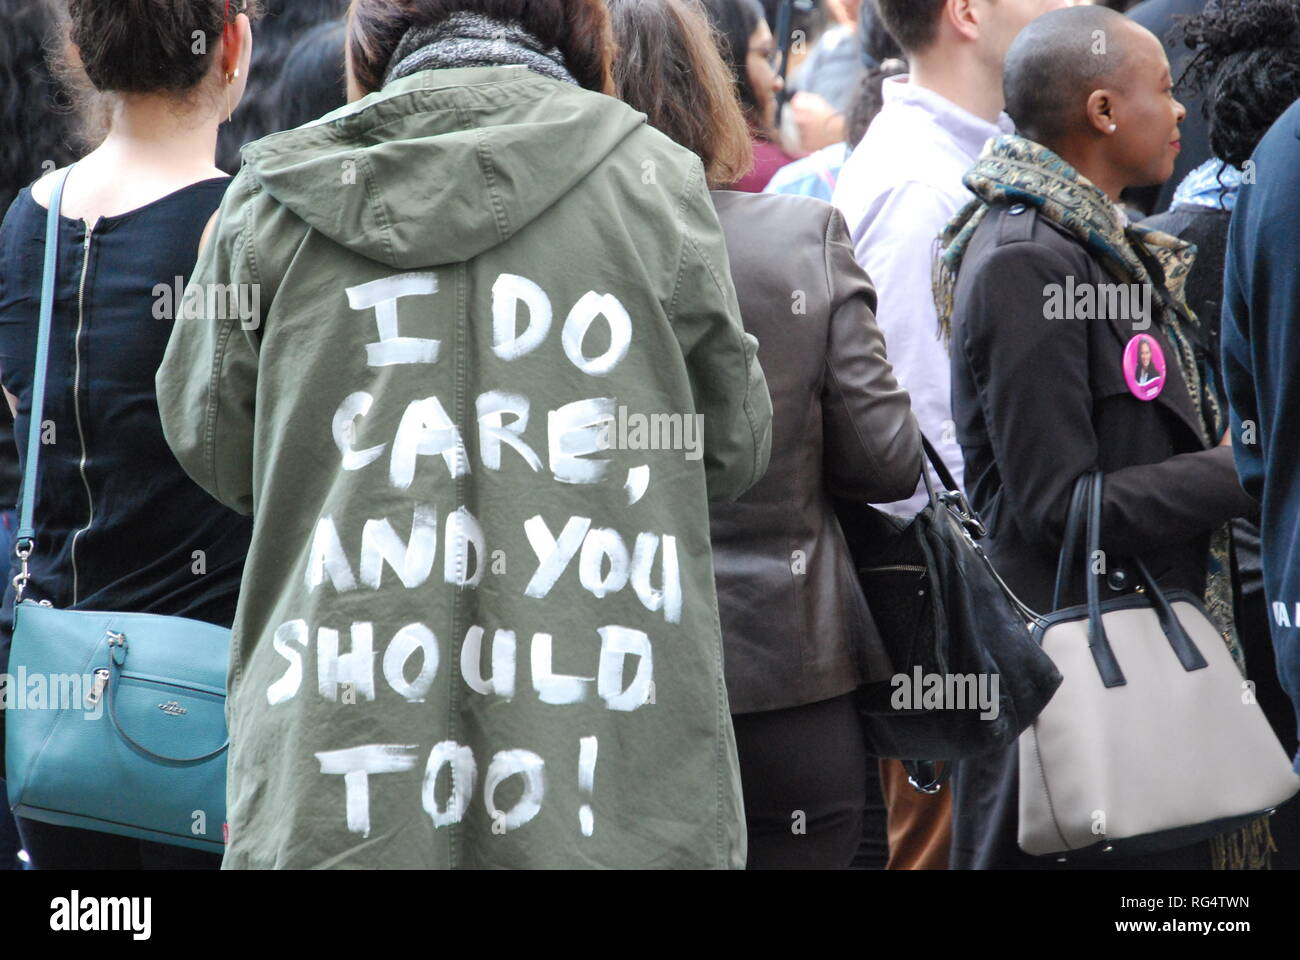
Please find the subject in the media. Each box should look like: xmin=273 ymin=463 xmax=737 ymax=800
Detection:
xmin=946 ymin=200 xmax=1256 ymax=868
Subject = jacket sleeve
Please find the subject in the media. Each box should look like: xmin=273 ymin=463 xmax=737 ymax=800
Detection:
xmin=1220 ymin=202 xmax=1265 ymax=505
xmin=960 ymin=240 xmax=1252 ymax=558
xmin=155 ymin=175 xmax=260 ymax=516
xmin=669 ymin=165 xmax=773 ymax=502
xmin=820 ymin=207 xmax=922 ymax=501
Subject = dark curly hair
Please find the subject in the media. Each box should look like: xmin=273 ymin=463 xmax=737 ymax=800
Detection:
xmin=1174 ymin=0 xmax=1300 ymax=170
xmin=0 ymin=1 xmax=78 ymax=215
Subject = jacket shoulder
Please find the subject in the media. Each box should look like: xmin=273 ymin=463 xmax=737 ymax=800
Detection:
xmin=968 ymin=203 xmax=1095 ymax=271
xmin=712 ymin=190 xmax=836 ymax=247
xmin=611 ymin=120 xmax=709 ymax=185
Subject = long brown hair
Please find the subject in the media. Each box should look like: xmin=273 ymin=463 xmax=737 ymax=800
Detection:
xmin=606 ymin=0 xmax=753 ymax=188
xmin=347 ymin=0 xmax=616 ymax=95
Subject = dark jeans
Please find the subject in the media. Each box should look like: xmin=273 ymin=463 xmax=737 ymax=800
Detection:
xmin=17 ymin=817 xmax=222 ymax=870
xmin=732 ymin=692 xmax=868 ymax=868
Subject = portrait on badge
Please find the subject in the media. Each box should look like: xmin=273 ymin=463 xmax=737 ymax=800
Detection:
xmin=1123 ymin=334 xmax=1166 ymax=401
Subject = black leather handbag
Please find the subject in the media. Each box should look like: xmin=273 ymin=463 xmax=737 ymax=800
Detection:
xmin=835 ymin=435 xmax=1062 ymax=788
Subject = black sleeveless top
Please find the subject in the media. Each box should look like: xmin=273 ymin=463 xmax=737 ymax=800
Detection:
xmin=0 ymin=177 xmax=251 ymax=666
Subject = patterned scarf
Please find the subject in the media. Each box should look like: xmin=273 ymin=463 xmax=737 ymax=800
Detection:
xmin=383 ymin=12 xmax=578 ymax=88
xmin=932 ymin=135 xmax=1269 ymax=868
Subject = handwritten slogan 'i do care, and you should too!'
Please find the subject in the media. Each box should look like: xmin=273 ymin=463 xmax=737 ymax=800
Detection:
xmin=260 ymin=267 xmax=697 ymax=847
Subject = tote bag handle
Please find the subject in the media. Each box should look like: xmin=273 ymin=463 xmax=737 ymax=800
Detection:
xmin=1050 ymin=471 xmax=1209 ymax=687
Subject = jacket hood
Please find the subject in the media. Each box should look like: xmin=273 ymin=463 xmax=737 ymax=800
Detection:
xmin=240 ymin=66 xmax=647 ymax=270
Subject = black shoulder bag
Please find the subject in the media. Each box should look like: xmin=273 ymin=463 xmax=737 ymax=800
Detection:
xmin=834 ymin=435 xmax=1063 ymax=790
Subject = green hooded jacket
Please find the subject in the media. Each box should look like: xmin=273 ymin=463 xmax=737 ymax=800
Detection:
xmin=156 ymin=66 xmax=772 ymax=868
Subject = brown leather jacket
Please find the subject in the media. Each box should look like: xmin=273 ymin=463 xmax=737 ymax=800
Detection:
xmin=708 ymin=191 xmax=922 ymax=714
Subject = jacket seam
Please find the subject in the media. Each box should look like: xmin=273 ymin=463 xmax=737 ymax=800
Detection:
xmin=664 ymin=167 xmax=728 ymax=865
xmin=203 ymin=314 xmax=240 ymax=508
xmin=356 ymin=150 xmax=397 ymax=266
xmin=676 ymin=224 xmax=765 ymax=499
xmin=470 ymin=119 xmax=511 ymax=243
xmin=816 ymin=206 xmax=836 ymax=397
xmin=204 ymin=185 xmax=262 ymax=510
xmin=229 ymin=187 xmax=262 ymax=698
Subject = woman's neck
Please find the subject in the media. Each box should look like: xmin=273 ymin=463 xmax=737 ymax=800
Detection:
xmin=1047 ymin=134 xmax=1127 ymax=203
xmin=44 ymin=92 xmax=226 ymax=223
xmin=96 ymin=93 xmax=222 ymax=175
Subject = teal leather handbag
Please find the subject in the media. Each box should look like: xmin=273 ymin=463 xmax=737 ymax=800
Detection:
xmin=3 ymin=166 xmax=231 ymax=853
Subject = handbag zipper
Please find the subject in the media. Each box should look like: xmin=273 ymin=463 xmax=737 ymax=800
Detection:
xmin=83 ymin=667 xmax=223 ymax=710
xmin=68 ymin=218 xmax=98 ymax=607
xmin=116 ymin=672 xmax=224 ymax=698
xmin=84 ymin=668 xmax=110 ymax=707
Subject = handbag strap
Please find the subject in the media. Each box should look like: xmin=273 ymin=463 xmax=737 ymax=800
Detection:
xmin=918 ymin=430 xmax=990 ymax=541
xmin=920 ymin=432 xmax=958 ymax=495
xmin=1051 ymin=474 xmax=1091 ymax=611
xmin=1054 ymin=470 xmax=1208 ymax=686
xmin=1080 ymin=471 xmax=1127 ymax=686
xmin=14 ymin=165 xmax=75 ymax=600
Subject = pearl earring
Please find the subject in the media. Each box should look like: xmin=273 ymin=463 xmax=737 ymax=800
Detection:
xmin=1108 ymin=124 xmax=1117 ymax=132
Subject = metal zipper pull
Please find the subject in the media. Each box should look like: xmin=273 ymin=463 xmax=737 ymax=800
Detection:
xmin=85 ymin=668 xmax=109 ymax=707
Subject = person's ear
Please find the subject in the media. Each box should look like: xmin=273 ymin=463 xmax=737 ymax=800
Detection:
xmin=1085 ymin=88 xmax=1118 ymax=136
xmin=943 ymin=0 xmax=981 ymax=43
xmin=221 ymin=13 xmax=251 ymax=79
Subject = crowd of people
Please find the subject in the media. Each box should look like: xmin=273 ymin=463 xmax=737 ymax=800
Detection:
xmin=0 ymin=0 xmax=1298 ymax=870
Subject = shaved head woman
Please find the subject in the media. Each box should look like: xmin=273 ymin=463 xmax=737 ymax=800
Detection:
xmin=937 ymin=4 xmax=1260 ymax=869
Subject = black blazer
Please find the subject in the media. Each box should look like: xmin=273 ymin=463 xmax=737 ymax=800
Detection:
xmin=946 ymin=199 xmax=1256 ymax=869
